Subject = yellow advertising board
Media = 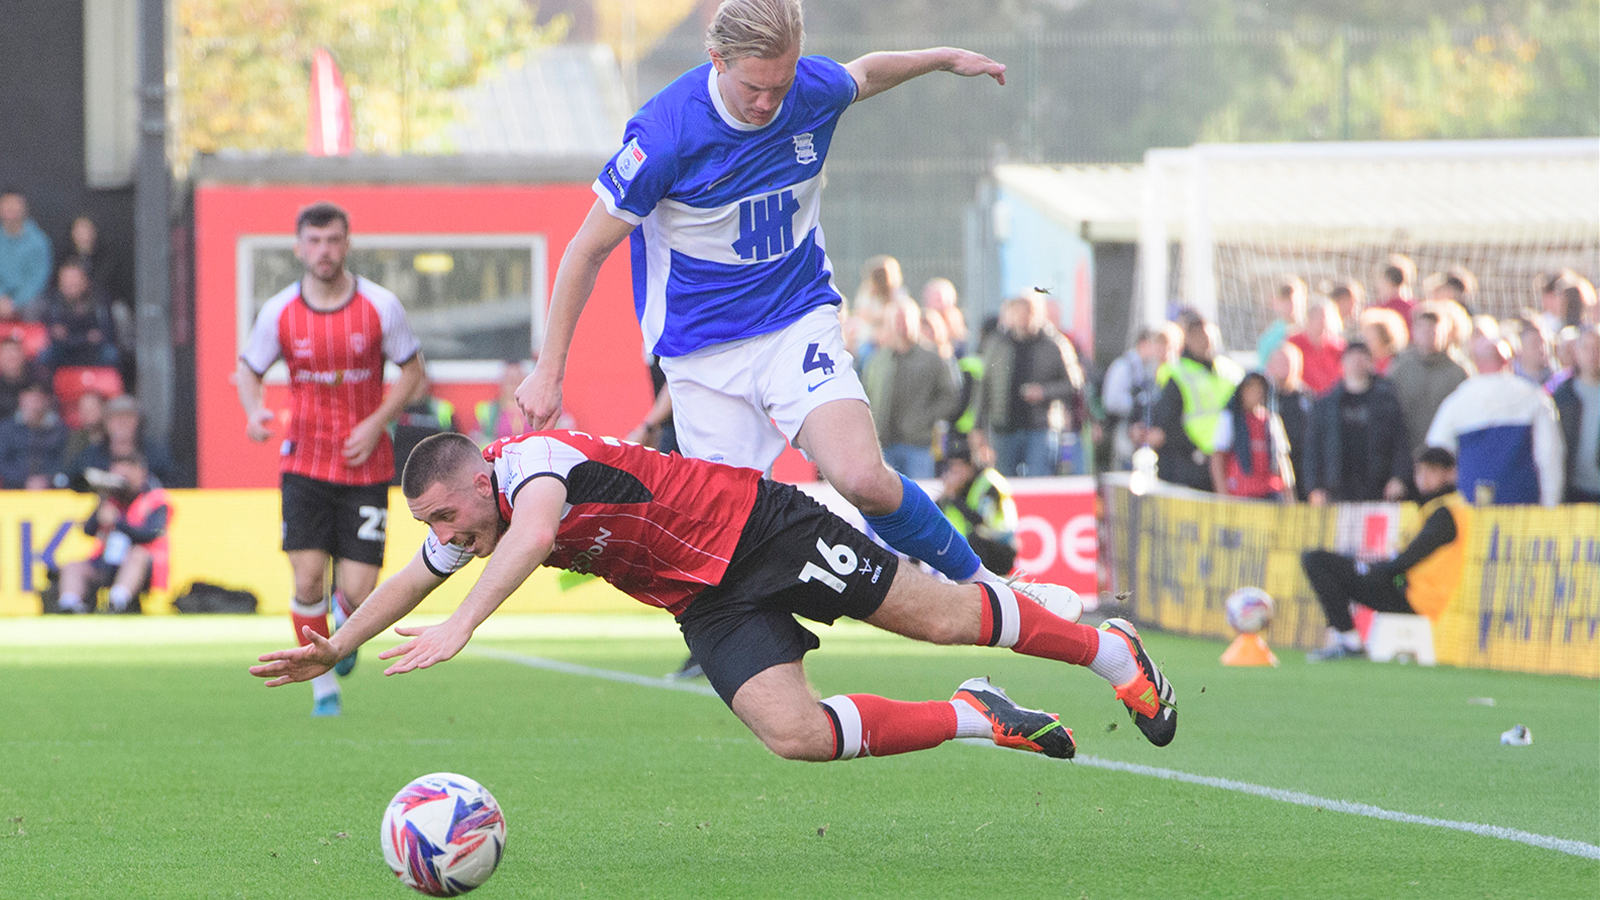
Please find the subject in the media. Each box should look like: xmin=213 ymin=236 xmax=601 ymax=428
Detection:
xmin=1101 ymin=481 xmax=1599 ymax=679
xmin=0 ymin=489 xmax=639 ymax=619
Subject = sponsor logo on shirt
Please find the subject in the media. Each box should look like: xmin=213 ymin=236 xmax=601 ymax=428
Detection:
xmin=792 ymin=132 xmax=817 ymax=164
xmin=616 ymin=138 xmax=646 ymax=181
xmin=733 ymin=189 xmax=801 ymax=262
xmin=350 ymin=332 xmax=366 ymax=353
xmin=293 ymin=369 xmax=374 ymax=386
xmin=568 ymin=526 xmax=613 ymax=574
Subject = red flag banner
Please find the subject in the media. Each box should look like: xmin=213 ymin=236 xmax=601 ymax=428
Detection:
xmin=307 ymin=47 xmax=352 ymax=156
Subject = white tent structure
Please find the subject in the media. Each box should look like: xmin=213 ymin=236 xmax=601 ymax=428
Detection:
xmin=995 ymin=138 xmax=1600 ymax=351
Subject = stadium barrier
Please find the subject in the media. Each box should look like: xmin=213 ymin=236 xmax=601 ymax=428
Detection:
xmin=1099 ymin=475 xmax=1600 ymax=679
xmin=0 ymin=479 xmax=1100 ymax=619
xmin=0 ymin=489 xmax=639 ymax=619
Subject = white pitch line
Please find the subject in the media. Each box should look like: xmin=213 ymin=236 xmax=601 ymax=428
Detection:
xmin=471 ymin=647 xmax=1600 ymax=861
xmin=470 ymin=647 xmax=719 ymax=697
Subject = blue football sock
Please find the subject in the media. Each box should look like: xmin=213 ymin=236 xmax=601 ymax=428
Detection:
xmin=863 ymin=473 xmax=982 ymax=582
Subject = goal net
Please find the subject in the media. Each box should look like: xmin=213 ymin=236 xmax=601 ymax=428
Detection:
xmin=1136 ymin=138 xmax=1600 ymax=357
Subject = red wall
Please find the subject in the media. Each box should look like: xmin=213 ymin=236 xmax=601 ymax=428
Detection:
xmin=193 ymin=182 xmax=651 ymax=488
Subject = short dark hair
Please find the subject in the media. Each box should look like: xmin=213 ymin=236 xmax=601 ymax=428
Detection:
xmin=1383 ymin=265 xmax=1406 ymax=287
xmin=1416 ymin=446 xmax=1456 ymax=470
xmin=295 ymin=201 xmax=350 ymax=235
xmin=1341 ymin=340 xmax=1372 ymax=358
xmin=401 ymin=432 xmax=481 ymax=500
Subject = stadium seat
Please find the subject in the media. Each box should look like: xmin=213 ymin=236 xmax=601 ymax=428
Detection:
xmin=53 ymin=366 xmax=125 ymax=428
xmin=1 ymin=321 xmax=49 ymax=358
xmin=1366 ymin=613 xmax=1437 ymax=666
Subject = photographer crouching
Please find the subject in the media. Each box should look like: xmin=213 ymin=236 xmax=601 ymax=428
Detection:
xmin=56 ymin=452 xmax=171 ymax=614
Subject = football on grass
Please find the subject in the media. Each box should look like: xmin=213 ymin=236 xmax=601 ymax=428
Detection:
xmin=381 ymin=773 xmax=506 ymax=896
xmin=1224 ymin=587 xmax=1275 ymax=634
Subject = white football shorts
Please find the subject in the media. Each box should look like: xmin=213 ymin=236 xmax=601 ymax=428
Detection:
xmin=660 ymin=304 xmax=868 ymax=472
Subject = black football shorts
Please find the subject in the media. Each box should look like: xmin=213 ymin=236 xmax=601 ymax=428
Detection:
xmin=677 ymin=479 xmax=899 ymax=705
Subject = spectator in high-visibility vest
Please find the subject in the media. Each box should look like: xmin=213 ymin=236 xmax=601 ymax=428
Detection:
xmin=936 ymin=430 xmax=1018 ymax=577
xmin=1143 ymin=312 xmax=1242 ymax=492
xmin=1302 ymin=447 xmax=1469 ymax=662
xmin=55 ymin=452 xmax=172 ymax=614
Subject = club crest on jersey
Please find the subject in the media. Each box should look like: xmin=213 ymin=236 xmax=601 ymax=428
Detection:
xmin=350 ymin=332 xmax=367 ymax=353
xmin=616 ymin=138 xmax=647 ymax=181
xmin=292 ymin=337 xmax=314 ymax=358
xmin=792 ymin=132 xmax=817 ymax=165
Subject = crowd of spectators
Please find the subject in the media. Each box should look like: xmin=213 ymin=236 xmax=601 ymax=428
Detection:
xmin=836 ymin=255 xmax=1091 ymax=483
xmin=1110 ymin=254 xmax=1598 ymax=506
xmin=815 ymin=249 xmax=1596 ymax=510
xmin=0 ymin=186 xmax=161 ymax=492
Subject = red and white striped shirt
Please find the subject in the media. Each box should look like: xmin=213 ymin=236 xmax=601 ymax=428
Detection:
xmin=420 ymin=431 xmax=762 ymax=615
xmin=242 ymin=277 xmax=420 ymax=485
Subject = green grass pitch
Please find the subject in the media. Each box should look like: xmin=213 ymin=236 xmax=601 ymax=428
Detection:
xmin=2 ymin=615 xmax=1595 ymax=899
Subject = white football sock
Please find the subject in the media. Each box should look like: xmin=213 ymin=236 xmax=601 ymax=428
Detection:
xmin=1087 ymin=628 xmax=1140 ymax=686
xmin=970 ymin=566 xmax=1011 ymax=588
xmin=108 ymin=585 xmax=133 ymax=612
xmin=951 ymin=699 xmax=991 ymax=739
xmin=1339 ymin=629 xmax=1363 ymax=650
xmin=311 ymin=672 xmax=340 ymax=701
xmin=58 ymin=591 xmax=86 ymax=613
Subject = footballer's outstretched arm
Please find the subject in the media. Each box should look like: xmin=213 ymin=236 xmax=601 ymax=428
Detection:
xmin=516 ymin=201 xmax=635 ymax=430
xmin=249 ymin=549 xmax=445 ymax=687
xmin=845 ymin=48 xmax=1006 ymax=103
xmin=380 ymin=476 xmax=568 ymax=675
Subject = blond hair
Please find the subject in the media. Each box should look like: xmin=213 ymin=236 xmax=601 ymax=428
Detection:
xmin=705 ymin=0 xmax=804 ymax=61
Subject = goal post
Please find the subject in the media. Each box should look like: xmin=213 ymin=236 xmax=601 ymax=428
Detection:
xmin=1137 ymin=137 xmax=1600 ymax=356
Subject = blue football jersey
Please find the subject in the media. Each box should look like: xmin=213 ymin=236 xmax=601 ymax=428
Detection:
xmin=594 ymin=56 xmax=858 ymax=357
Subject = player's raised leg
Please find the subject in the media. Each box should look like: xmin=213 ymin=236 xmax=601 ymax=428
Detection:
xmin=287 ymin=549 xmax=341 ymax=717
xmin=865 ymin=564 xmax=1178 ymax=747
xmin=795 ymin=397 xmax=1004 ymax=585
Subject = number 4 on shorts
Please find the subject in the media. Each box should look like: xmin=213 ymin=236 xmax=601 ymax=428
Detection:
xmin=797 ymin=538 xmax=857 ymax=593
xmin=802 ymin=342 xmax=835 ymax=376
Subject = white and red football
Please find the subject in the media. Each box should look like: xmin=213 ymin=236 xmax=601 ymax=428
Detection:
xmin=380 ymin=772 xmax=506 ymax=896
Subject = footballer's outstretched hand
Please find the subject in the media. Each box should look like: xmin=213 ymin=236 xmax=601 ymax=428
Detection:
xmin=380 ymin=620 xmax=472 ymax=676
xmin=249 ymin=626 xmax=339 ymax=687
xmin=945 ymin=48 xmax=1006 ymax=85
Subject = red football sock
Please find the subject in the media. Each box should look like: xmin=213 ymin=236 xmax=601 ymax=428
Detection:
xmin=820 ymin=695 xmax=957 ymax=760
xmin=977 ymin=584 xmax=1098 ymax=666
xmin=290 ymin=598 xmax=330 ymax=647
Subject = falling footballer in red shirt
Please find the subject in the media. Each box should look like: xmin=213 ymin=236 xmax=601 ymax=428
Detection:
xmin=237 ymin=202 xmax=426 ymax=718
xmin=252 ymin=431 xmax=1179 ymax=762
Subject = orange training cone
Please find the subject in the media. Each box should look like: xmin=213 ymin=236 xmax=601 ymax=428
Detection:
xmin=1221 ymin=632 xmax=1279 ymax=667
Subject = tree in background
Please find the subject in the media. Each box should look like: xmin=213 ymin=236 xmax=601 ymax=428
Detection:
xmin=1199 ymin=3 xmax=1600 ymax=142
xmin=176 ymin=0 xmax=564 ymax=161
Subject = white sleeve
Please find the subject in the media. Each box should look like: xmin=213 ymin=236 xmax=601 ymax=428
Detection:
xmin=1425 ymin=391 xmax=1461 ymax=451
xmin=420 ymin=532 xmax=475 ymax=578
xmin=365 ymin=279 xmax=422 ymax=364
xmin=497 ymin=436 xmax=588 ymax=509
xmin=1102 ymin=358 xmax=1135 ymax=417
xmin=1534 ymin=395 xmax=1565 ymax=506
xmin=240 ymin=287 xmax=295 ymax=375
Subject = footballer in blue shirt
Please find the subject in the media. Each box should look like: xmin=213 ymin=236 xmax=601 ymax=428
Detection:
xmin=517 ymin=0 xmax=1038 ymax=595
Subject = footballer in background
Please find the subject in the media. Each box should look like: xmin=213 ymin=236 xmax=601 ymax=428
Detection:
xmin=236 ymin=202 xmax=425 ymax=717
